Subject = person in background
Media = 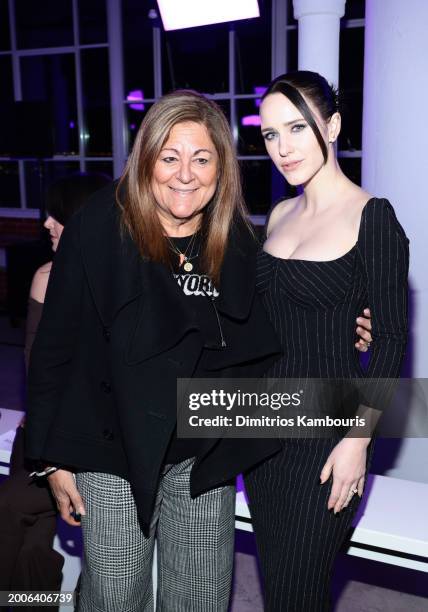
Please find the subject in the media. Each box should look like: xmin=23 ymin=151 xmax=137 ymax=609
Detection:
xmin=0 ymin=173 xmax=111 ymax=610
xmin=244 ymin=71 xmax=409 ymax=611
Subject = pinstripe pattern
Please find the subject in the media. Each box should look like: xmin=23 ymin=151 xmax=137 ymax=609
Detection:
xmin=76 ymin=459 xmax=235 ymax=612
xmin=245 ymin=198 xmax=408 ymax=611
xmin=256 ymin=198 xmax=408 ymax=380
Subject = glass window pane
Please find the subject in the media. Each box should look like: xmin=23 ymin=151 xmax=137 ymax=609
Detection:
xmin=21 ymin=54 xmax=78 ymax=155
xmin=25 ymin=161 xmax=80 ymax=209
xmin=339 ymin=27 xmax=364 ymax=151
xmin=126 ymin=103 xmax=154 ymax=154
xmin=0 ymin=0 xmax=10 ymax=50
xmin=287 ymin=0 xmax=297 ymax=26
xmin=85 ymin=161 xmax=113 ymax=180
xmin=0 ymin=162 xmax=20 ymax=207
xmin=78 ymin=0 xmax=107 ymax=44
xmin=237 ymin=99 xmax=266 ymax=156
xmin=0 ymin=56 xmax=14 ymax=102
xmin=163 ymin=24 xmax=229 ymax=94
xmin=122 ymin=0 xmax=155 ymax=100
xmin=338 ymin=156 xmax=361 ymax=186
xmin=235 ymin=1 xmax=271 ymax=94
xmin=344 ymin=0 xmax=365 ymax=19
xmin=287 ymin=27 xmax=298 ymax=72
xmin=81 ymin=49 xmax=111 ymax=156
xmin=212 ymin=99 xmax=231 ymax=125
xmin=15 ymin=0 xmax=73 ymax=49
xmin=240 ymin=159 xmax=272 ymax=215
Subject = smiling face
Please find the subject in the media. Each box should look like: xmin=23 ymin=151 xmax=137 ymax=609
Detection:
xmin=151 ymin=121 xmax=218 ymax=234
xmin=260 ymin=92 xmax=332 ymax=186
xmin=44 ymin=215 xmax=64 ymax=251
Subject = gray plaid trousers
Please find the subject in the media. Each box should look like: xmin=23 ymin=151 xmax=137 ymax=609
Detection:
xmin=75 ymin=458 xmax=235 ymax=612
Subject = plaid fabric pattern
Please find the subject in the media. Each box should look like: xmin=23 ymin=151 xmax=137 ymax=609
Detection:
xmin=76 ymin=459 xmax=235 ymax=611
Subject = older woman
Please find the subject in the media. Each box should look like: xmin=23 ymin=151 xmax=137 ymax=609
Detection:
xmin=24 ymin=91 xmax=286 ymax=612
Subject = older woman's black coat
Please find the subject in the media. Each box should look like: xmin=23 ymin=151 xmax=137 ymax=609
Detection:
xmin=25 ymin=183 xmax=282 ymax=534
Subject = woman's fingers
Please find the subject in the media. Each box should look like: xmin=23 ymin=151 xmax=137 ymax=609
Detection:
xmin=48 ymin=469 xmax=86 ymax=527
xmin=357 ymin=475 xmax=365 ymax=497
xmin=356 ymin=325 xmax=372 ymax=342
xmin=333 ymin=483 xmax=350 ymax=514
xmin=320 ymin=457 xmax=333 ymax=484
xmin=327 ymin=477 xmax=342 ymax=511
xmin=355 ymin=339 xmax=369 ymax=352
xmin=342 ymin=481 xmax=359 ymax=509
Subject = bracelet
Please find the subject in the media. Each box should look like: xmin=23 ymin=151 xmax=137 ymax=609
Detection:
xmin=29 ymin=466 xmax=59 ymax=478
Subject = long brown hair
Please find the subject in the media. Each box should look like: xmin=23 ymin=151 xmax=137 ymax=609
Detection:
xmin=117 ymin=90 xmax=251 ymax=284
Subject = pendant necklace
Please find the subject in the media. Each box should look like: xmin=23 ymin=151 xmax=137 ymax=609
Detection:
xmin=166 ymin=232 xmax=199 ymax=272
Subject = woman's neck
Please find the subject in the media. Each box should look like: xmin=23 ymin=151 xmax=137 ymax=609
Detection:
xmin=300 ymin=158 xmax=351 ymax=214
xmin=158 ymin=215 xmax=201 ymax=238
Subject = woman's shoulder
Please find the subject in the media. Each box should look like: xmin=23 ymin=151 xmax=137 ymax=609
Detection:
xmin=30 ymin=261 xmax=52 ymax=303
xmin=364 ymin=196 xmax=407 ymax=231
xmin=266 ymin=196 xmax=299 ymax=236
xmin=360 ymin=196 xmax=409 ymax=245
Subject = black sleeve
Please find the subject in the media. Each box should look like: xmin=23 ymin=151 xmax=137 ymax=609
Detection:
xmin=357 ymin=198 xmax=409 ymax=412
xmin=25 ymin=213 xmax=84 ymax=461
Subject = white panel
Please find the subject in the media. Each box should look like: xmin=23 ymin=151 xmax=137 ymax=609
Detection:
xmin=157 ymin=0 xmax=260 ymax=31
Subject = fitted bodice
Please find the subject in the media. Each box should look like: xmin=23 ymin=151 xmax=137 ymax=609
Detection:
xmin=256 ymin=198 xmax=409 ymax=380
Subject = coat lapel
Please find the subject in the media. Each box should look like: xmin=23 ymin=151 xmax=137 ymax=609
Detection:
xmin=80 ymin=184 xmax=200 ymax=363
xmin=80 ymin=185 xmax=260 ymax=364
xmin=125 ymin=260 xmax=200 ymax=364
xmin=215 ymin=220 xmax=257 ymax=320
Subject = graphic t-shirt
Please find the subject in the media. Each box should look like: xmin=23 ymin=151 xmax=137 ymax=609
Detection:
xmin=164 ymin=233 xmax=222 ymax=464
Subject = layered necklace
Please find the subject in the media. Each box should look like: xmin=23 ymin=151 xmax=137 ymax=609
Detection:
xmin=166 ymin=231 xmax=200 ymax=272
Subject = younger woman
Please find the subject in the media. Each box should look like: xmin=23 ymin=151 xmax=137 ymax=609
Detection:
xmin=245 ymin=71 xmax=409 ymax=611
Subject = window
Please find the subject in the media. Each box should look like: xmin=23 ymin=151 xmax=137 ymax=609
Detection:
xmin=0 ymin=0 xmax=110 ymax=213
xmin=1 ymin=0 xmax=366 ymax=215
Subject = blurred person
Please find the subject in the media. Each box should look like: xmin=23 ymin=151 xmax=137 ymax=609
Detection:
xmin=0 ymin=173 xmax=110 ymax=609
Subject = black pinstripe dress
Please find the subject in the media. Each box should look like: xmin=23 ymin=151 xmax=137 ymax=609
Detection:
xmin=245 ymin=198 xmax=409 ymax=611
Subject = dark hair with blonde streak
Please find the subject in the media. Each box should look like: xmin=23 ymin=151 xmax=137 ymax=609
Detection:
xmin=117 ymin=90 xmax=251 ymax=284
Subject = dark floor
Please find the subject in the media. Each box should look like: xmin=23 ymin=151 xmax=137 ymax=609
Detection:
xmin=0 ymin=314 xmax=426 ymax=612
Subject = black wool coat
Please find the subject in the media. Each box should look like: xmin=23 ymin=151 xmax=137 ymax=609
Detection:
xmin=25 ymin=183 xmax=282 ymax=534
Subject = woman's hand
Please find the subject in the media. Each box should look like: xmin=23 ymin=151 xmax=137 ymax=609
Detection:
xmin=47 ymin=469 xmax=86 ymax=526
xmin=320 ymin=438 xmax=370 ymax=513
xmin=355 ymin=307 xmax=372 ymax=352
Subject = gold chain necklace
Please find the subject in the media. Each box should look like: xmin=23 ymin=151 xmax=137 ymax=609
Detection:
xmin=166 ymin=232 xmax=199 ymax=272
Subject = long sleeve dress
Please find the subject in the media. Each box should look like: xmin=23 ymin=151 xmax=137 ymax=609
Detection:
xmin=245 ymin=198 xmax=409 ymax=612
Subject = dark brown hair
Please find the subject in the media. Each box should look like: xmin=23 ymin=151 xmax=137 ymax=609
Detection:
xmin=117 ymin=90 xmax=251 ymax=284
xmin=47 ymin=172 xmax=111 ymax=226
xmin=263 ymin=71 xmax=340 ymax=163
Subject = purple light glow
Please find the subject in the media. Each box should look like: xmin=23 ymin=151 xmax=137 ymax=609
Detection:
xmin=69 ymin=121 xmax=75 ymax=128
xmin=157 ymin=0 xmax=260 ymax=31
xmin=127 ymin=90 xmax=145 ymax=111
xmin=241 ymin=115 xmax=261 ymax=127
xmin=254 ymin=86 xmax=267 ymax=108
